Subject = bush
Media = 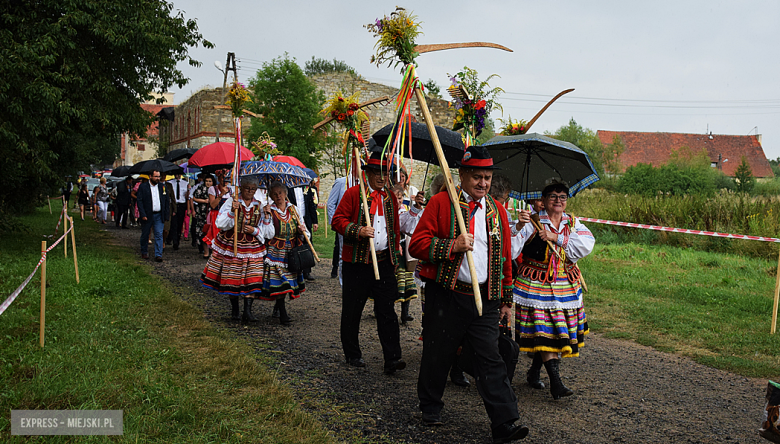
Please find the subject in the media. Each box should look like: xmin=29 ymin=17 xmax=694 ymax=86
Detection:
xmin=617 ymin=162 xmax=729 ymax=197
xmin=754 ymin=178 xmax=780 ymax=196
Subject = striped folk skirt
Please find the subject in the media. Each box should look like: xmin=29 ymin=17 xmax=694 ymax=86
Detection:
xmin=262 ymin=240 xmax=305 ymax=300
xmin=200 ymin=232 xmax=265 ymax=298
xmin=513 ymin=274 xmax=588 ymax=358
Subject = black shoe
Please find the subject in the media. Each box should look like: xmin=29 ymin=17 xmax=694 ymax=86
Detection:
xmin=330 ymin=272 xmax=338 ymax=279
xmin=346 ymin=357 xmax=366 ymax=368
xmin=173 ymin=245 xmax=179 ymax=251
xmin=277 ymin=299 xmax=292 ymax=325
xmin=450 ymin=366 xmax=470 ymax=387
xmin=400 ymin=301 xmax=414 ymax=324
xmin=154 ymin=257 xmax=162 ymax=262
xmin=492 ymin=421 xmax=529 ymax=443
xmin=383 ymin=359 xmax=406 ymax=375
xmin=141 ymin=253 xmax=149 ymax=260
xmin=303 ymin=272 xmax=316 ymax=281
xmin=242 ymin=298 xmax=258 ymax=323
xmin=230 ymin=298 xmax=240 ymax=321
xmin=271 ymin=306 xmax=280 ymax=318
xmin=421 ymin=412 xmax=443 ymax=426
xmin=527 ymin=353 xmax=545 ymax=390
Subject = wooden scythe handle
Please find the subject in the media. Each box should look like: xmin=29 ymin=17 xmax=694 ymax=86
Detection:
xmin=414 ymin=42 xmax=513 ymax=54
xmin=413 ymin=87 xmax=483 ymax=316
xmin=346 ymin=135 xmax=380 ymax=280
xmin=525 ymin=89 xmax=575 ymax=133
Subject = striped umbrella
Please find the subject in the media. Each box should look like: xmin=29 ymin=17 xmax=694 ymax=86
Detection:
xmin=226 ymin=160 xmax=311 ymax=189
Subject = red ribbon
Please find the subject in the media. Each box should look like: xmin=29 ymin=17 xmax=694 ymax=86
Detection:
xmin=370 ymin=190 xmax=386 ymax=216
xmin=467 ymin=201 xmax=481 ymax=235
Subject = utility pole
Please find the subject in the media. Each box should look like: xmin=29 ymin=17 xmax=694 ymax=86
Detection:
xmin=214 ymin=52 xmax=237 ymax=142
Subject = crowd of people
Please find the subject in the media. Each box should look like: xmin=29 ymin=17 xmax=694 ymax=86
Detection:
xmin=76 ymin=145 xmax=594 ymax=443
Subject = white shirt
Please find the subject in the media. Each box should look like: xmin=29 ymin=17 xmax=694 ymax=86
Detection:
xmin=293 ymin=187 xmax=306 ymax=220
xmin=215 ymin=195 xmax=275 ymax=243
xmin=172 ymin=178 xmax=188 ymax=204
xmin=367 ymin=185 xmax=388 ymax=252
xmin=150 ymin=183 xmax=161 ymax=212
xmin=457 ymin=192 xmax=488 ymax=285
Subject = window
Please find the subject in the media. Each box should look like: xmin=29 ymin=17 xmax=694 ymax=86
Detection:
xmin=138 ymin=144 xmax=145 ymax=151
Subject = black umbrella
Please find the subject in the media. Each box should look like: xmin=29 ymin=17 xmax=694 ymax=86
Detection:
xmin=481 ymin=133 xmax=600 ymax=200
xmin=111 ymin=165 xmax=132 ymax=177
xmin=163 ymin=148 xmax=198 ymax=162
xmin=370 ymin=122 xmax=465 ymax=168
xmin=128 ymin=159 xmax=183 ymax=175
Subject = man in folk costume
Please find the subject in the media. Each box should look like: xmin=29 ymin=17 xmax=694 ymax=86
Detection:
xmin=331 ymin=152 xmax=406 ymax=375
xmin=410 ymin=146 xmax=529 ymax=443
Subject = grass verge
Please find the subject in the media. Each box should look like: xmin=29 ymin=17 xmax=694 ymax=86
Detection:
xmin=580 ymin=241 xmax=780 ymax=378
xmin=0 ymin=203 xmax=335 ymax=443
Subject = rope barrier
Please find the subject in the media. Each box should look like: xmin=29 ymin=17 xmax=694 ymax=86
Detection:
xmin=579 ymin=217 xmax=780 ymax=243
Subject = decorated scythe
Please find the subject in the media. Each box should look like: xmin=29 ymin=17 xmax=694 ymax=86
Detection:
xmin=366 ymin=8 xmax=512 ymax=315
xmin=314 ymin=95 xmax=391 ymax=280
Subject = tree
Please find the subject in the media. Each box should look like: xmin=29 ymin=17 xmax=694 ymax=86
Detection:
xmin=304 ymin=57 xmax=360 ymax=78
xmin=423 ymin=79 xmax=441 ymax=98
xmin=546 ymin=118 xmax=605 ymax=176
xmin=735 ymin=156 xmax=755 ymax=193
xmin=603 ymin=135 xmax=625 ymax=174
xmin=0 ymin=0 xmax=212 ymax=215
xmin=768 ymin=157 xmax=780 ymax=177
xmin=246 ymin=54 xmax=329 ymax=170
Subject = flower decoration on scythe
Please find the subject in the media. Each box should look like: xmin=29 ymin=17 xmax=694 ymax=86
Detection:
xmin=225 ymin=81 xmax=253 ymax=119
xmin=448 ymin=67 xmax=503 ymax=145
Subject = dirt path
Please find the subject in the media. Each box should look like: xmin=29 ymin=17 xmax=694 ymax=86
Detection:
xmin=108 ymin=224 xmax=767 ymax=443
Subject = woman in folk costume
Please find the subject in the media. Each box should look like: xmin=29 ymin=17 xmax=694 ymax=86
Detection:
xmin=391 ymin=178 xmax=423 ymax=323
xmin=512 ymin=181 xmax=595 ymax=399
xmin=202 ymin=169 xmax=231 ymax=247
xmin=262 ymin=180 xmax=309 ymax=325
xmin=201 ymin=176 xmax=275 ymax=322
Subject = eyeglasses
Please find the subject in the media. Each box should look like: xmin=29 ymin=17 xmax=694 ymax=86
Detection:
xmin=545 ymin=194 xmax=568 ymax=202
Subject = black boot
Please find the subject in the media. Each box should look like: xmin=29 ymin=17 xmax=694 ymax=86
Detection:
xmin=449 ymin=365 xmax=470 ymax=387
xmin=242 ymin=298 xmax=258 ymax=322
xmin=230 ymin=297 xmax=240 ymax=321
xmin=277 ymin=298 xmax=292 ymax=325
xmin=527 ymin=353 xmax=545 ymax=390
xmin=544 ymin=358 xmax=573 ymax=400
xmin=401 ymin=300 xmax=414 ymax=324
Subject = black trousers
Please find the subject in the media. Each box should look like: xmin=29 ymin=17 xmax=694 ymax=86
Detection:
xmin=115 ymin=203 xmax=130 ymax=228
xmin=418 ymin=280 xmax=519 ymax=429
xmin=331 ymin=234 xmax=341 ymax=275
xmin=341 ymin=259 xmax=401 ymax=363
xmin=169 ymin=202 xmax=187 ymax=247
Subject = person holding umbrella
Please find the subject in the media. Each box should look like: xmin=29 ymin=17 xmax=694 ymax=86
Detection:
xmin=409 ymin=146 xmax=528 ymax=442
xmin=136 ymin=170 xmax=170 ymax=262
xmin=511 ymin=181 xmax=595 ymax=400
xmin=201 ymin=176 xmax=274 ymax=322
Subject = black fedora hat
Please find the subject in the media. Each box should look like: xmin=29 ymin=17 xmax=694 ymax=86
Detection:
xmin=455 ymin=146 xmax=500 ymax=170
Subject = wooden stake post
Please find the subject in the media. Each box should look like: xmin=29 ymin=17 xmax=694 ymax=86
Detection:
xmin=40 ymin=241 xmax=46 ymax=348
xmin=63 ymin=213 xmax=68 ymax=258
xmin=47 ymin=196 xmax=52 ymax=214
xmin=771 ymin=247 xmax=780 ymax=334
xmin=69 ymin=216 xmax=80 ymax=284
xmin=414 ymin=87 xmax=483 ymax=315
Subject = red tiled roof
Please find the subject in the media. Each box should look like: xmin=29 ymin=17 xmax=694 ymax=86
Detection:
xmin=136 ymin=104 xmax=173 ymax=140
xmin=596 ymin=131 xmax=773 ymax=178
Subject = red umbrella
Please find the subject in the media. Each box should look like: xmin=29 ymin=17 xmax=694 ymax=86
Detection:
xmin=273 ymin=155 xmax=306 ymax=169
xmin=189 ymin=141 xmax=254 ymax=167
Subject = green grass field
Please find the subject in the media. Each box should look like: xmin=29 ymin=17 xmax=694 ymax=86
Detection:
xmin=0 ymin=202 xmax=335 ymax=443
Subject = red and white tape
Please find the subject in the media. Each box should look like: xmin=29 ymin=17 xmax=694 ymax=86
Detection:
xmin=0 ymin=226 xmax=71 ymax=316
xmin=579 ymin=217 xmax=780 ymax=243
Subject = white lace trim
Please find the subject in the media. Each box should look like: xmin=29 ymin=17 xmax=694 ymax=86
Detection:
xmin=211 ymin=243 xmax=267 ymax=259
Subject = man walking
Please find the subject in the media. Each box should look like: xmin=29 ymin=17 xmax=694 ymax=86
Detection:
xmin=136 ymin=170 xmax=170 ymax=262
xmin=169 ymin=173 xmax=189 ymax=250
xmin=409 ymin=146 xmax=528 ymax=443
xmin=115 ymin=176 xmax=132 ymax=229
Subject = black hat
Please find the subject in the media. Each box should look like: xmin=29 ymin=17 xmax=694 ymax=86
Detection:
xmin=363 ymin=152 xmax=395 ymax=172
xmin=455 ymin=146 xmax=500 ymax=170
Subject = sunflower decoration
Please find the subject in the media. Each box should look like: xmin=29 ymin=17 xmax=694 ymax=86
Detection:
xmin=321 ymin=91 xmax=369 ymax=151
xmin=498 ymin=116 xmax=529 ymax=136
xmin=364 ymin=7 xmax=423 ymax=69
xmin=225 ymin=81 xmax=252 ymax=118
xmin=448 ymin=67 xmax=503 ymax=141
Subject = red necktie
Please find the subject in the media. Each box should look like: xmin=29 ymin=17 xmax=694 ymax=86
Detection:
xmin=369 ymin=190 xmax=386 ymax=216
xmin=468 ymin=201 xmax=481 ymax=235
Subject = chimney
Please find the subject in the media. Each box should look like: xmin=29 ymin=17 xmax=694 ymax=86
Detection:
xmin=756 ymin=134 xmax=762 ymax=145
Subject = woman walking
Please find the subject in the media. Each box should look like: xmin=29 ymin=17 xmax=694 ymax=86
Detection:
xmin=203 ymin=170 xmax=230 ymax=248
xmin=512 ymin=182 xmax=595 ymax=399
xmin=201 ymin=177 xmax=274 ymax=321
xmin=262 ymin=181 xmax=309 ymax=325
xmin=191 ymin=175 xmax=214 ymax=258
xmin=77 ymin=184 xmax=89 ymax=221
xmin=94 ymin=177 xmax=110 ymax=224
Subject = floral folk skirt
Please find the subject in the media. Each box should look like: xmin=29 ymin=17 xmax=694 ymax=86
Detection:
xmin=262 ymin=240 xmax=305 ymax=300
xmin=200 ymin=232 xmax=265 ymax=298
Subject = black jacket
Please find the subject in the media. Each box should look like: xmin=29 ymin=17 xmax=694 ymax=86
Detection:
xmin=303 ymin=186 xmax=319 ymax=228
xmin=136 ymin=182 xmax=171 ymax=222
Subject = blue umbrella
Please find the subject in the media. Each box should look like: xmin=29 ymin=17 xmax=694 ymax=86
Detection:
xmin=302 ymin=168 xmax=318 ymax=180
xmin=481 ymin=133 xmax=600 ymax=200
xmin=226 ymin=160 xmax=311 ymax=189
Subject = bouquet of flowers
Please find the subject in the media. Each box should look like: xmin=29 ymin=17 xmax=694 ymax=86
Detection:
xmin=498 ymin=116 xmax=529 ymax=136
xmin=364 ymin=7 xmax=422 ymax=69
xmin=321 ymin=91 xmax=369 ymax=150
xmin=250 ymin=132 xmax=280 ymax=159
xmin=226 ymin=81 xmax=252 ymax=118
xmin=448 ymin=67 xmax=503 ymax=137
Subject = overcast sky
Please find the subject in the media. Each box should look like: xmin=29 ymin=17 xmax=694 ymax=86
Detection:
xmin=168 ymin=0 xmax=780 ymax=160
